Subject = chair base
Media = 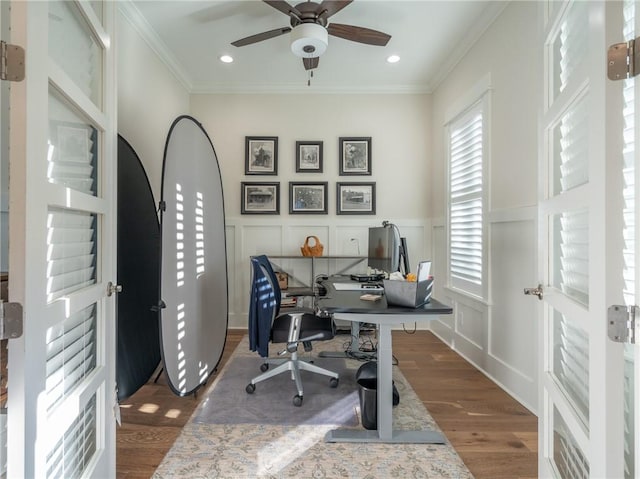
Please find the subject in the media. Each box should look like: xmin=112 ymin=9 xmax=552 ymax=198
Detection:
xmin=248 ymin=351 xmax=339 ymax=401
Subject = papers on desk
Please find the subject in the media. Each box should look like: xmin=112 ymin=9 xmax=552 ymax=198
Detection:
xmin=333 ymin=282 xmax=383 ymax=292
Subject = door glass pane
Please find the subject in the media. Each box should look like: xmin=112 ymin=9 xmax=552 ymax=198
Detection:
xmin=552 ymin=95 xmax=589 ymax=196
xmin=45 ymin=304 xmax=97 ymax=412
xmin=552 ymin=307 xmax=589 ymax=423
xmin=48 ymin=0 xmax=103 ymax=107
xmin=552 ymin=209 xmax=589 ymax=305
xmin=550 ymin=0 xmax=588 ymax=100
xmin=48 ymin=91 xmax=98 ymax=197
xmin=553 ymin=405 xmax=589 ymax=478
xmin=46 ymin=208 xmax=97 ymax=302
xmin=45 ymin=394 xmax=96 ymax=478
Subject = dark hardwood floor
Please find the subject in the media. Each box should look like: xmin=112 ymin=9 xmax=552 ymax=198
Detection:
xmin=116 ymin=330 xmax=537 ymax=478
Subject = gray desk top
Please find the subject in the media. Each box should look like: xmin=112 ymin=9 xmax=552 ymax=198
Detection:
xmin=317 ymin=276 xmax=452 ymax=315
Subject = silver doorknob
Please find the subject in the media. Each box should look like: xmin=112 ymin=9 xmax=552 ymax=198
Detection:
xmin=524 ymin=284 xmax=543 ymax=300
xmin=107 ymin=281 xmax=123 ymax=297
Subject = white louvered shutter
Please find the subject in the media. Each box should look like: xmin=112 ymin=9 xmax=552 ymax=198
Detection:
xmin=448 ymin=103 xmax=484 ymax=298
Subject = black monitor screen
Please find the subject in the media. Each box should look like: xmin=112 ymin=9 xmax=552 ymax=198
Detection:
xmin=368 ymin=226 xmax=399 ymax=273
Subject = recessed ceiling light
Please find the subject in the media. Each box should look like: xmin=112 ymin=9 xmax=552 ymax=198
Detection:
xmin=219 ymin=55 xmax=233 ymax=63
xmin=387 ymin=55 xmax=400 ymax=64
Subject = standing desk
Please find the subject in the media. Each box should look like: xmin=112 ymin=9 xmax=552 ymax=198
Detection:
xmin=317 ymin=277 xmax=453 ymax=444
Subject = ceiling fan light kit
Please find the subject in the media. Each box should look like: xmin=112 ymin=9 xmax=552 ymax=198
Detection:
xmin=231 ymin=0 xmax=391 ymax=76
xmin=290 ymin=23 xmax=328 ymax=58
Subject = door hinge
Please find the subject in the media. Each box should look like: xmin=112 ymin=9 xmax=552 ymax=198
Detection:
xmin=0 ymin=41 xmax=24 ymax=82
xmin=608 ymin=305 xmax=636 ymax=344
xmin=0 ymin=301 xmax=23 ymax=339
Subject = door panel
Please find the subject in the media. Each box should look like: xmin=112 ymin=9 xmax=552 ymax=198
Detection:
xmin=539 ymin=1 xmax=628 ymax=477
xmin=7 ymin=2 xmax=117 ymax=477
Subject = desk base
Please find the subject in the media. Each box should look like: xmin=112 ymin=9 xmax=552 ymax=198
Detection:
xmin=318 ymin=350 xmax=377 ymax=361
xmin=324 ymin=429 xmax=446 ymax=444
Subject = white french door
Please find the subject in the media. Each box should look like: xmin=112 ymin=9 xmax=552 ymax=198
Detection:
xmin=538 ymin=1 xmax=637 ymax=477
xmin=7 ymin=1 xmax=117 ymax=477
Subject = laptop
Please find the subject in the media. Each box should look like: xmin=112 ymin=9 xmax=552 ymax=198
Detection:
xmin=383 ymin=261 xmax=433 ymax=308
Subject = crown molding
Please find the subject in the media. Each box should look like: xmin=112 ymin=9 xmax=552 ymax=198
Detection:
xmin=190 ymin=82 xmax=431 ymax=95
xmin=118 ymin=0 xmax=193 ymax=91
xmin=429 ymin=1 xmax=509 ymax=91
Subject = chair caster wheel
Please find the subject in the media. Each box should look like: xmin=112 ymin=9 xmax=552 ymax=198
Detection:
xmin=246 ymin=383 xmax=255 ymax=394
xmin=260 ymin=363 xmax=269 ymax=372
xmin=329 ymin=377 xmax=339 ymax=388
xmin=293 ymin=395 xmax=303 ymax=407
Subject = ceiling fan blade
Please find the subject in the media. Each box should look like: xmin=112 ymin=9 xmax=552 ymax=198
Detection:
xmin=327 ymin=23 xmax=391 ymax=46
xmin=231 ymin=27 xmax=292 ymax=47
xmin=318 ymin=1 xmax=353 ymax=20
xmin=263 ymin=1 xmax=302 ymax=19
xmin=303 ymin=57 xmax=319 ymax=70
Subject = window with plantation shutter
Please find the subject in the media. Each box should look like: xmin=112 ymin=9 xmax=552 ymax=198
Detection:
xmin=447 ymin=100 xmax=485 ymax=298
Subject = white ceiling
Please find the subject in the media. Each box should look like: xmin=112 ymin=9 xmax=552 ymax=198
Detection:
xmin=125 ymin=1 xmax=507 ymax=94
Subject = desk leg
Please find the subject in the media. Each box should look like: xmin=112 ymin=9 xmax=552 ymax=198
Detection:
xmin=325 ymin=316 xmax=447 ymax=444
xmin=377 ymin=323 xmax=393 ymax=440
xmin=318 ymin=321 xmax=361 ymax=359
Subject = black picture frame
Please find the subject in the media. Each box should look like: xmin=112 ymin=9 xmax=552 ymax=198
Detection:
xmin=339 ymin=137 xmax=371 ymax=175
xmin=336 ymin=182 xmax=376 ymax=215
xmin=241 ymin=182 xmax=280 ymax=214
xmin=245 ymin=136 xmax=278 ymax=175
xmin=296 ymin=141 xmax=323 ymax=173
xmin=289 ymin=181 xmax=328 ymax=214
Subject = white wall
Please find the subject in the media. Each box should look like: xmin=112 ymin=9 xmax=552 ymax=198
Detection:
xmin=117 ymin=10 xmax=190 ymax=203
xmin=430 ymin=1 xmax=540 ymax=412
xmin=190 ymin=94 xmax=433 ymax=327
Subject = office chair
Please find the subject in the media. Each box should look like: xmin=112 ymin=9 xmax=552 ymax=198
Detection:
xmin=246 ymin=255 xmax=339 ymax=406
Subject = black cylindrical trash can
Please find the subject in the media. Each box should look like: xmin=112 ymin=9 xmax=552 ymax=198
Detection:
xmin=355 ymin=361 xmax=400 ymax=430
xmin=357 ymin=376 xmax=378 ymax=430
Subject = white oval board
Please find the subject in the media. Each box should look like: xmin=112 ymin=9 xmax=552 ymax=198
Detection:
xmin=160 ymin=116 xmax=228 ymax=395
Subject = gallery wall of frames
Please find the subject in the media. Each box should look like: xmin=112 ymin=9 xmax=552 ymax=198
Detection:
xmin=241 ymin=136 xmax=376 ymax=216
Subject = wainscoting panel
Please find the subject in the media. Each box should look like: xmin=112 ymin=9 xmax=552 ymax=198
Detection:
xmin=243 ymin=224 xmax=283 ymax=256
xmin=430 ymin=224 xmax=454 ymax=341
xmin=455 ymin=298 xmax=486 ymax=350
xmin=226 ymin=219 xmax=431 ymax=329
xmin=487 ymin=219 xmax=537 ymax=411
xmin=489 ymin=220 xmax=536 ymax=377
xmin=334 ymin=225 xmax=369 ymax=256
xmin=428 ymin=208 xmax=538 ymax=411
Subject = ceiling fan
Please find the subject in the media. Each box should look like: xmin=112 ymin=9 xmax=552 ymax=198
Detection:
xmin=230 ymin=0 xmax=392 ymax=72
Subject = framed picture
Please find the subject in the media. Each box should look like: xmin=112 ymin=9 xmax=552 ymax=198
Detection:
xmin=296 ymin=141 xmax=323 ymax=173
xmin=289 ymin=182 xmax=328 ymax=214
xmin=241 ymin=182 xmax=280 ymax=214
xmin=336 ymin=182 xmax=376 ymax=215
xmin=245 ymin=136 xmax=278 ymax=175
xmin=339 ymin=137 xmax=371 ymax=175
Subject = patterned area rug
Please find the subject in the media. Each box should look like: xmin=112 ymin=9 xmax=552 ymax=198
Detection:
xmin=153 ymin=335 xmax=473 ymax=479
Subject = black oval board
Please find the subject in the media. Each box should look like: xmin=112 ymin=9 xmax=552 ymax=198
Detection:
xmin=116 ymin=135 xmax=161 ymax=401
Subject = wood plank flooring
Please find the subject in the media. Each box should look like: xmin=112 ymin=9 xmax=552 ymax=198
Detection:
xmin=116 ymin=330 xmax=537 ymax=478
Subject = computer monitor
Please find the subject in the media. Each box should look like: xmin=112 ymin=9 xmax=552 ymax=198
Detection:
xmin=368 ymin=225 xmax=400 ymax=273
